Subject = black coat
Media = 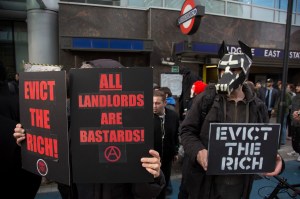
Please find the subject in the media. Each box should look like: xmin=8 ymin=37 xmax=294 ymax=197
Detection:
xmin=153 ymin=108 xmax=180 ymax=160
xmin=180 ymin=84 xmax=269 ymax=199
xmin=0 ymin=82 xmax=42 ymax=198
xmin=76 ymin=173 xmax=166 ymax=199
xmin=258 ymin=87 xmax=279 ymax=110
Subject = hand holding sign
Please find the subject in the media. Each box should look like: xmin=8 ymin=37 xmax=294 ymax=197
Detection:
xmin=141 ymin=149 xmax=161 ymax=178
xmin=263 ymin=154 xmax=283 ymax=177
xmin=197 ymin=149 xmax=208 ymax=171
xmin=13 ymin=123 xmax=26 ymax=146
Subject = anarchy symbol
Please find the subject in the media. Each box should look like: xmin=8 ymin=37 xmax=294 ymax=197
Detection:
xmin=104 ymin=146 xmax=121 ymax=162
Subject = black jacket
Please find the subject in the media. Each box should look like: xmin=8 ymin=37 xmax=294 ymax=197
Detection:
xmin=0 ymin=82 xmax=42 ymax=198
xmin=153 ymin=108 xmax=179 ymax=160
xmin=75 ymin=173 xmax=165 ymax=199
xmin=180 ymin=84 xmax=269 ymax=199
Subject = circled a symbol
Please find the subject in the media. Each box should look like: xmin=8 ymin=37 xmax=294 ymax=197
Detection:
xmin=36 ymin=159 xmax=48 ymax=176
xmin=104 ymin=146 xmax=121 ymax=162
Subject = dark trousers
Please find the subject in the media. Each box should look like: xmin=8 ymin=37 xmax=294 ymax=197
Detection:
xmin=178 ymin=155 xmax=189 ymax=199
xmin=157 ymin=157 xmax=172 ymax=199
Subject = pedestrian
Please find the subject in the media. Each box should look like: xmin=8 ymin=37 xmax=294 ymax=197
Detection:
xmin=290 ymin=83 xmax=300 ymax=162
xmin=180 ymin=41 xmax=283 ymax=199
xmin=274 ymin=80 xmax=292 ymax=145
xmin=160 ymin=86 xmax=176 ymax=111
xmin=153 ymin=89 xmax=179 ymax=199
xmin=287 ymin=83 xmax=296 ymax=139
xmin=178 ymin=80 xmax=207 ymax=199
xmin=179 ymin=67 xmax=200 ymax=121
xmin=0 ymin=61 xmax=41 ymax=198
xmin=258 ymin=78 xmax=279 ymax=119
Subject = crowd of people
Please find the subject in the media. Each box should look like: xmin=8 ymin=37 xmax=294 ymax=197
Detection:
xmin=253 ymin=78 xmax=300 ymax=161
xmin=1 ymin=40 xmax=300 ymax=199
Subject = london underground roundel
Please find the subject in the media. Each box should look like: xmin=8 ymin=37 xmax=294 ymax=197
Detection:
xmin=177 ymin=0 xmax=205 ymax=35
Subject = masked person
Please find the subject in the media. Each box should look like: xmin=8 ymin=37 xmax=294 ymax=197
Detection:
xmin=180 ymin=41 xmax=283 ymax=199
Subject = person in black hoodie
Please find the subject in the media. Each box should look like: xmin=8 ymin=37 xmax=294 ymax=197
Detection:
xmin=0 ymin=61 xmax=41 ymax=198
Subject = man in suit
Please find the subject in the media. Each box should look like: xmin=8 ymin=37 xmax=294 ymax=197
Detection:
xmin=258 ymin=78 xmax=279 ymax=118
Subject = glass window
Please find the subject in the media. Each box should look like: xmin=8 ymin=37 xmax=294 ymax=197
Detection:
xmin=165 ymin=0 xmax=184 ymax=9
xmin=252 ymin=0 xmax=275 ymax=8
xmin=295 ymin=13 xmax=300 ymax=24
xmin=227 ymin=2 xmax=251 ymax=18
xmin=275 ymin=0 xmax=288 ymax=10
xmin=126 ymin=0 xmax=162 ymax=8
xmin=296 ymin=0 xmax=300 ymax=12
xmin=204 ymin=0 xmax=225 ymax=15
xmin=275 ymin=10 xmax=287 ymax=22
xmin=144 ymin=0 xmax=162 ymax=7
xmin=126 ymin=0 xmax=146 ymax=8
xmin=252 ymin=6 xmax=274 ymax=22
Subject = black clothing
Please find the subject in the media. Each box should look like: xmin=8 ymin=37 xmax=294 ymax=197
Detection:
xmin=75 ymin=174 xmax=165 ymax=199
xmin=0 ymin=82 xmax=42 ymax=198
xmin=154 ymin=108 xmax=179 ymax=199
xmin=180 ymin=84 xmax=269 ymax=199
xmin=258 ymin=87 xmax=279 ymax=118
xmin=290 ymin=93 xmax=300 ymax=153
xmin=179 ymin=68 xmax=200 ymax=121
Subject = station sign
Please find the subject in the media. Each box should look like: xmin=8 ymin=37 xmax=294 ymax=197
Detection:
xmin=177 ymin=0 xmax=205 ymax=35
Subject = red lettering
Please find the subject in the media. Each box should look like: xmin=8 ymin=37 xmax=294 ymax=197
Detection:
xmin=29 ymin=108 xmax=50 ymax=129
xmin=23 ymin=80 xmax=55 ymax=101
xmin=25 ymin=133 xmax=58 ymax=158
xmin=100 ymin=112 xmax=122 ymax=125
xmin=99 ymin=73 xmax=122 ymax=91
xmin=79 ymin=129 xmax=144 ymax=143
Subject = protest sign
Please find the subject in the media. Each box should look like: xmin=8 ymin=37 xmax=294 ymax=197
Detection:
xmin=70 ymin=67 xmax=153 ymax=183
xmin=19 ymin=71 xmax=70 ymax=185
xmin=207 ymin=123 xmax=280 ymax=175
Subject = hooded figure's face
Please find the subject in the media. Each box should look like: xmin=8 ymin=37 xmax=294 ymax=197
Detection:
xmin=216 ymin=53 xmax=252 ymax=95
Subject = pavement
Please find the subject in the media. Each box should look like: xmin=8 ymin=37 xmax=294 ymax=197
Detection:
xmin=35 ymin=138 xmax=300 ymax=199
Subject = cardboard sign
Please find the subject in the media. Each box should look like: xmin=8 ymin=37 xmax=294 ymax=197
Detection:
xmin=70 ymin=67 xmax=153 ymax=183
xmin=207 ymin=123 xmax=280 ymax=175
xmin=19 ymin=71 xmax=70 ymax=185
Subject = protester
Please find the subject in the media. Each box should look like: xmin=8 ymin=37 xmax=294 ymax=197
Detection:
xmin=180 ymin=41 xmax=283 ymax=199
xmin=274 ymin=80 xmax=292 ymax=145
xmin=160 ymin=86 xmax=176 ymax=111
xmin=178 ymin=80 xmax=207 ymax=199
xmin=153 ymin=89 xmax=179 ymax=199
xmin=179 ymin=67 xmax=200 ymax=121
xmin=287 ymin=83 xmax=296 ymax=140
xmin=0 ymin=61 xmax=41 ymax=198
xmin=290 ymin=83 xmax=300 ymax=162
xmin=13 ymin=59 xmax=166 ymax=199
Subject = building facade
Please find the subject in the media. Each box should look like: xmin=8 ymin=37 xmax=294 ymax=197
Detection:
xmin=1 ymin=0 xmax=300 ymax=86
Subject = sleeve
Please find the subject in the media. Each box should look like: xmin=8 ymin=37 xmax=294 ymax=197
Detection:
xmin=180 ymin=93 xmax=206 ymax=163
xmin=132 ymin=170 xmax=166 ymax=198
xmin=174 ymin=112 xmax=180 ymax=156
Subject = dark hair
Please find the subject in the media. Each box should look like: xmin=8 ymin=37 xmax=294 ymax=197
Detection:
xmin=159 ymin=87 xmax=172 ymax=97
xmin=153 ymin=90 xmax=166 ymax=101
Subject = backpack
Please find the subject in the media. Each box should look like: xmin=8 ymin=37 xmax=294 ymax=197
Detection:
xmin=199 ymin=83 xmax=217 ymax=125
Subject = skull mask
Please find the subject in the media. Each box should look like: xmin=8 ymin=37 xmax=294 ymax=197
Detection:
xmin=216 ymin=41 xmax=253 ymax=95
